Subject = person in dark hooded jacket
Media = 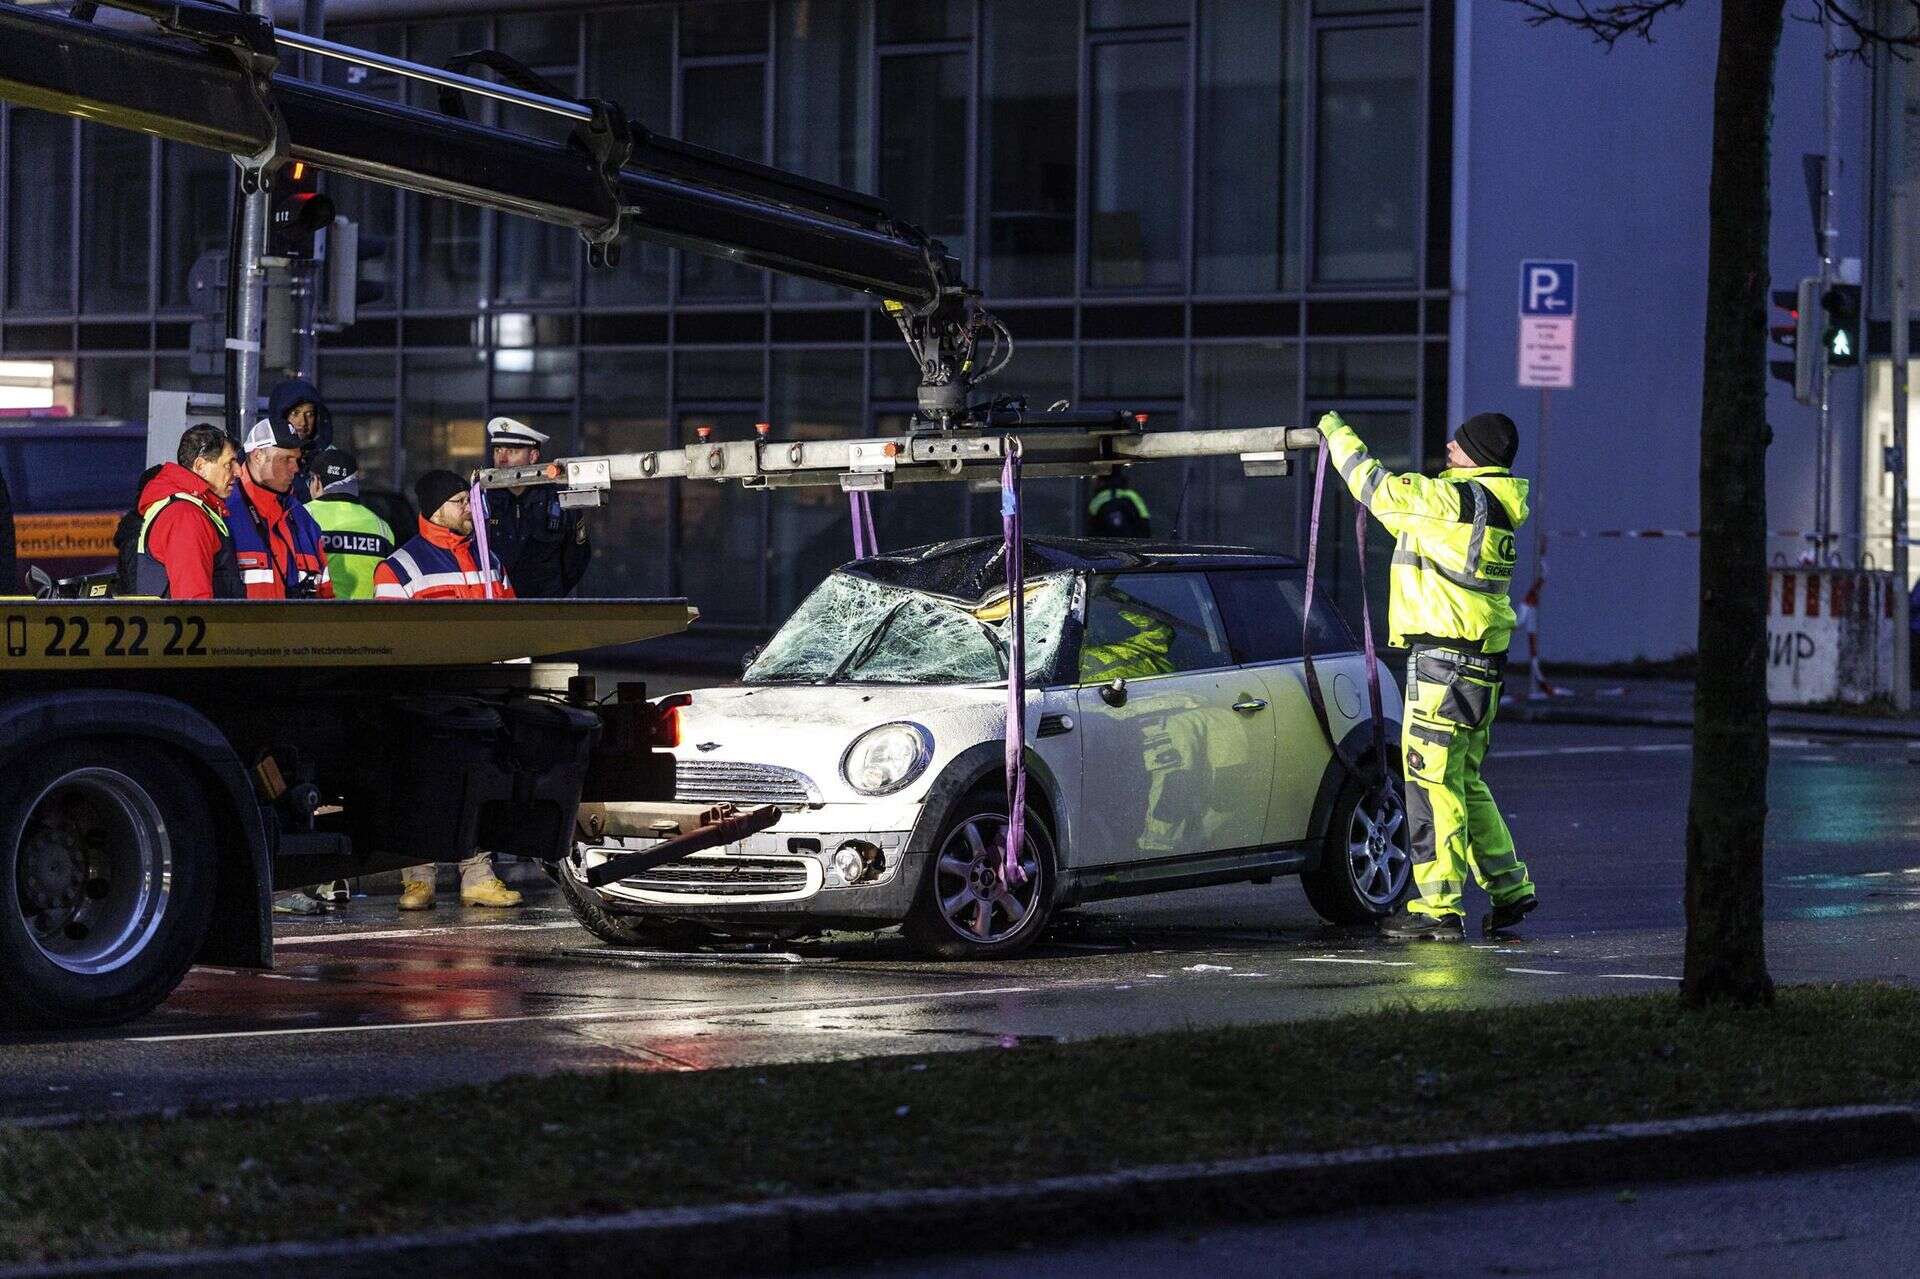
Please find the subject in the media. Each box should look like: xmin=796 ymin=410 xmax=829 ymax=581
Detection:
xmin=266 ymin=378 xmax=333 ymax=503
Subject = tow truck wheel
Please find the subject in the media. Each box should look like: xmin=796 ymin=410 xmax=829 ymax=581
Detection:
xmin=551 ymin=850 xmax=720 ymax=949
xmin=0 ymin=744 xmax=214 ymax=1029
xmin=1302 ymin=771 xmax=1412 ymax=925
xmin=903 ymin=793 xmax=1053 ymax=960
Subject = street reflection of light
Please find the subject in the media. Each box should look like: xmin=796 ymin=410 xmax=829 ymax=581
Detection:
xmin=1404 ymin=958 xmax=1471 ymax=992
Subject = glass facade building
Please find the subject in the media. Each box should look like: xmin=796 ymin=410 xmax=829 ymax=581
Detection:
xmin=0 ymin=0 xmax=1453 ymax=631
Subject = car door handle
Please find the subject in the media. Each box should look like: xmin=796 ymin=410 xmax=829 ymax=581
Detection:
xmin=1232 ymin=698 xmax=1269 ymax=714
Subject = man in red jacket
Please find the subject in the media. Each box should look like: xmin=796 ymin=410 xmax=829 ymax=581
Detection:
xmin=133 ymin=424 xmax=243 ymax=599
xmin=377 ymin=470 xmax=523 ymax=911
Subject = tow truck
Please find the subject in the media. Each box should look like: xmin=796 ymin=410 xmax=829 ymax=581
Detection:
xmin=0 ymin=0 xmax=1326 ymax=1028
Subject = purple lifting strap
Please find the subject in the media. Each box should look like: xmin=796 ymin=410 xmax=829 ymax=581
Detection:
xmin=848 ymin=489 xmax=878 ymax=559
xmin=468 ymin=479 xmax=496 ymax=600
xmin=1000 ymin=439 xmax=1029 ymax=886
xmin=1301 ymin=440 xmax=1385 ymax=789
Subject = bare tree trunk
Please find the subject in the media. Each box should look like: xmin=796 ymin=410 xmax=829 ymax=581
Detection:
xmin=1684 ymin=0 xmax=1783 ymax=1008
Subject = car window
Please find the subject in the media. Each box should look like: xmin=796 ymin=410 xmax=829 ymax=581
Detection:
xmin=1077 ymin=572 xmax=1232 ymax=683
xmin=1208 ymin=568 xmax=1358 ymax=664
xmin=746 ymin=571 xmax=1075 ymax=685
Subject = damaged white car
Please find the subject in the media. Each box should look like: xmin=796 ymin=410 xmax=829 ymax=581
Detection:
xmin=556 ymin=537 xmax=1409 ymax=959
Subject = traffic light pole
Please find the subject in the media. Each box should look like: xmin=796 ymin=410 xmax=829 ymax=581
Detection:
xmin=223 ymin=0 xmax=275 ymax=441
xmin=1815 ymin=4 xmax=1838 ymax=563
xmin=1893 ymin=185 xmax=1911 ymax=712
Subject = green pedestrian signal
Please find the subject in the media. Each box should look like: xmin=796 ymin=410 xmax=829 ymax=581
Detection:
xmin=1822 ymin=283 xmax=1861 ymax=367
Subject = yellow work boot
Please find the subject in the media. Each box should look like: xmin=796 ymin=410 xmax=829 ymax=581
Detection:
xmin=397 ymin=880 xmax=436 ymax=912
xmin=460 ymin=877 xmax=524 ymax=909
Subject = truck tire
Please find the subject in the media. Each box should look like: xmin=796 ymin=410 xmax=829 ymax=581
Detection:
xmin=902 ymin=792 xmax=1053 ymax=960
xmin=551 ymin=851 xmax=718 ymax=949
xmin=0 ymin=743 xmax=215 ymax=1029
xmin=1301 ymin=771 xmax=1412 ymax=925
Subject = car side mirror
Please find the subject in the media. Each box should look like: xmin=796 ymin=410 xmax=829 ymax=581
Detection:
xmin=741 ymin=644 xmax=764 ymax=674
xmin=1100 ymin=677 xmax=1128 ymax=708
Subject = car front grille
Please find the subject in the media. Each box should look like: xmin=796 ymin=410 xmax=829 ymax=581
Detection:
xmin=674 ymin=759 xmax=821 ymax=809
xmin=621 ymin=855 xmax=814 ymax=898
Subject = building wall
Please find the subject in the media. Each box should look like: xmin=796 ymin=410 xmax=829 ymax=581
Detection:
xmin=1458 ymin=0 xmax=1874 ymax=664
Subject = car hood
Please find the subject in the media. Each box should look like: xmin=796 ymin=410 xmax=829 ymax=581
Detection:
xmin=671 ymin=683 xmax=1017 ymax=803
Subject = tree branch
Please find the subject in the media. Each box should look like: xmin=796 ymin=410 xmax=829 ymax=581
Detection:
xmin=1804 ymin=0 xmax=1920 ymax=60
xmin=1506 ymin=0 xmax=1690 ymax=47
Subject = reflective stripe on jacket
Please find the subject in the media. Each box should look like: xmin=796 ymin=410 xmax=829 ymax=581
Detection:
xmin=373 ymin=516 xmax=516 ymax=600
xmin=307 ymin=495 xmax=396 ymax=600
xmin=227 ymin=470 xmax=334 ymax=599
xmin=1317 ymin=412 xmax=1530 ymax=655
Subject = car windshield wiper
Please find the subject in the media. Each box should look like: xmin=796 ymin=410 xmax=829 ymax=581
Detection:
xmin=827 ymin=600 xmax=911 ymax=683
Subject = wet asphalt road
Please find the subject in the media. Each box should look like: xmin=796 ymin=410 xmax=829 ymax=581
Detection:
xmin=3 ymin=721 xmax=1918 ymax=1124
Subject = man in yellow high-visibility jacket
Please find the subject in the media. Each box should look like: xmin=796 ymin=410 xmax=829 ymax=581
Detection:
xmin=1317 ymin=409 xmax=1536 ymax=940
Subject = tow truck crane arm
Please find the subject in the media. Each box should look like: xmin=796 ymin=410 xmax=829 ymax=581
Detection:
xmin=0 ymin=0 xmax=985 ymax=419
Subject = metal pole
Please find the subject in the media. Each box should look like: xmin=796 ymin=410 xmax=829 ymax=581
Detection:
xmin=1893 ymin=184 xmax=1912 ymax=712
xmin=223 ymin=0 xmax=274 ymax=441
xmin=1816 ymin=7 xmax=1839 ymax=561
xmin=1532 ymin=386 xmax=1549 ymax=699
xmin=300 ymin=0 xmax=324 ymax=81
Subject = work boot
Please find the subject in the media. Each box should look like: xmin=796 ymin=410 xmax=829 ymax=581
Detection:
xmin=460 ymin=877 xmax=524 ymax=909
xmin=272 ymin=890 xmax=324 ymax=917
xmin=1379 ymin=907 xmax=1464 ymax=941
xmin=1483 ymin=894 xmax=1538 ymax=936
xmin=397 ymin=881 xmax=436 ymax=912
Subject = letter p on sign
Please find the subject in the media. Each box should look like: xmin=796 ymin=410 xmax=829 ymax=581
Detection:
xmin=1519 ymin=260 xmax=1577 ymax=316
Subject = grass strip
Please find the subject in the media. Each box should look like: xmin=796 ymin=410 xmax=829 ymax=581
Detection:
xmin=6 ymin=982 xmax=1920 ymax=1264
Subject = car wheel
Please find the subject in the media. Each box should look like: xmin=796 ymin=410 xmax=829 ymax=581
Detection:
xmin=0 ymin=743 xmax=215 ymax=1030
xmin=1301 ymin=770 xmax=1411 ymax=924
xmin=551 ymin=849 xmax=720 ymax=949
xmin=903 ymin=792 xmax=1053 ymax=960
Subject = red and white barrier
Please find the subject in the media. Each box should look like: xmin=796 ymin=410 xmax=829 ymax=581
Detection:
xmin=1767 ymin=567 xmax=1899 ymax=705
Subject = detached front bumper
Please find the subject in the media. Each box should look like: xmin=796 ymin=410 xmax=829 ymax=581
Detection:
xmin=576 ymin=826 xmax=926 ymax=928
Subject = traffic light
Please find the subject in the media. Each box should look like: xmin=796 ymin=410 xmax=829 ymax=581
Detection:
xmin=1769 ymin=278 xmax=1820 ymax=405
xmin=267 ymin=161 xmax=335 ymax=259
xmin=1821 ymin=282 xmax=1860 ymax=367
xmin=315 ymin=218 xmax=388 ymax=329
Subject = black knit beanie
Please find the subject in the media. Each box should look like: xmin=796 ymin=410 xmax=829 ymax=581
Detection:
xmin=1454 ymin=412 xmax=1519 ymax=468
xmin=414 ymin=469 xmax=468 ymax=520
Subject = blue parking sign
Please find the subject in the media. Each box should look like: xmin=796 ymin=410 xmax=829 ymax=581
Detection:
xmin=1520 ymin=260 xmax=1577 ymax=316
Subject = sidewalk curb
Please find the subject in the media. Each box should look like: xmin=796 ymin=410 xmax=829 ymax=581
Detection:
xmin=1506 ymin=702 xmax=1920 ymax=740
xmin=12 ymin=1103 xmax=1920 ymax=1278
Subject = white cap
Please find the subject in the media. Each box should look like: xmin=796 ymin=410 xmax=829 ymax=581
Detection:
xmin=243 ymin=417 xmax=301 ymax=453
xmin=487 ymin=416 xmax=550 ymax=449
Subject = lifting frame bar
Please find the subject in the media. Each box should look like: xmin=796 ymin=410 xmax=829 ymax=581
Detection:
xmin=476 ymin=425 xmax=1324 ymax=497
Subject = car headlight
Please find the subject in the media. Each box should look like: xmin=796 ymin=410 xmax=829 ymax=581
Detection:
xmin=841 ymin=722 xmax=934 ymax=796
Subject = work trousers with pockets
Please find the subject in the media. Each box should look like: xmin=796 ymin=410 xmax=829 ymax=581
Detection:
xmin=1400 ymin=646 xmax=1533 ymax=918
xmin=401 ymin=852 xmax=496 ymax=892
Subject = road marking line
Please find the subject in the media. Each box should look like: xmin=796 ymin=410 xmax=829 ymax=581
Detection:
xmin=1600 ymin=973 xmax=1682 ymax=981
xmin=124 ymin=984 xmax=1058 ymax=1044
xmin=1504 ymin=967 xmax=1568 ymax=976
xmin=273 ymin=920 xmax=580 ymax=946
xmin=1289 ymin=957 xmax=1415 ymax=968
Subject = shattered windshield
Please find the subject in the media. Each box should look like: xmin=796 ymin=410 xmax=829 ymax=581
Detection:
xmin=746 ymin=572 xmax=1076 ymax=685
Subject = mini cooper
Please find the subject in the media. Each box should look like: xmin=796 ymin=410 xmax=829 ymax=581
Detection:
xmin=556 ymin=537 xmax=1409 ymax=958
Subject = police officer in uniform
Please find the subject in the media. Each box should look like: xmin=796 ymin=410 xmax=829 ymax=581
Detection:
xmin=483 ymin=417 xmax=590 ymax=598
xmin=1317 ymin=410 xmax=1536 ymax=940
xmin=1086 ymin=467 xmax=1151 ymax=538
xmin=304 ymin=447 xmax=395 ymax=600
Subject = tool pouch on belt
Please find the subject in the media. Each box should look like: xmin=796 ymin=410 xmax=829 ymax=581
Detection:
xmin=1409 ymin=650 xmax=1500 ymax=732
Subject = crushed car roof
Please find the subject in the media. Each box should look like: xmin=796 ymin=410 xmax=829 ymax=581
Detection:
xmin=846 ymin=536 xmax=1299 ymax=601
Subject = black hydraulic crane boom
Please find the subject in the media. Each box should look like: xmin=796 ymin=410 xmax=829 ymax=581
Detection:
xmin=0 ymin=0 xmax=990 ymax=420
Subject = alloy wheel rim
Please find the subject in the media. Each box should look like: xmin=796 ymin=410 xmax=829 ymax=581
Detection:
xmin=1347 ymin=787 xmax=1410 ymax=909
xmin=12 ymin=768 xmax=172 ymax=975
xmin=933 ymin=814 xmax=1042 ymax=944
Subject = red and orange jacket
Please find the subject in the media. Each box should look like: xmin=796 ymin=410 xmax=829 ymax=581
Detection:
xmin=372 ymin=517 xmax=516 ymax=600
xmin=227 ymin=468 xmax=333 ymax=599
